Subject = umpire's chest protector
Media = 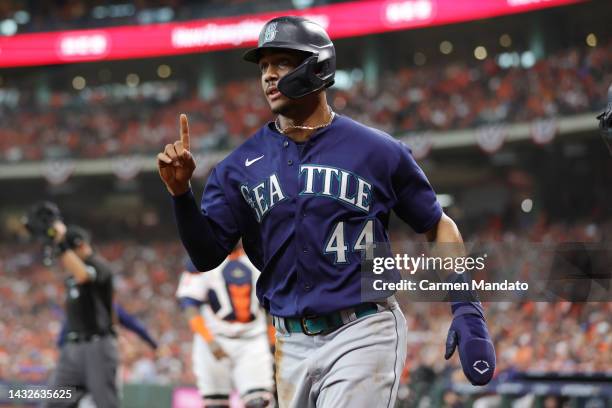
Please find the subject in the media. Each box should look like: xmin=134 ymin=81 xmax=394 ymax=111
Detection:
xmin=202 ymin=114 xmax=442 ymax=316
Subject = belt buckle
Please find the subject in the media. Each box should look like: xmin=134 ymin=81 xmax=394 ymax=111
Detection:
xmin=300 ymin=316 xmax=324 ymax=336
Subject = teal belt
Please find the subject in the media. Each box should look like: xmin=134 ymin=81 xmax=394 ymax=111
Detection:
xmin=275 ymin=303 xmax=379 ymax=335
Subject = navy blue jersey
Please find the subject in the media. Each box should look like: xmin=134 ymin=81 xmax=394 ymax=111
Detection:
xmin=174 ymin=114 xmax=442 ymax=317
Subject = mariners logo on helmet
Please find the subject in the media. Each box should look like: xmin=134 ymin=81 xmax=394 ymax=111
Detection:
xmin=263 ymin=22 xmax=278 ymax=43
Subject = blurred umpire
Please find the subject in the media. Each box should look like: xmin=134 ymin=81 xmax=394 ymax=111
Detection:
xmin=24 ymin=202 xmax=118 ymax=408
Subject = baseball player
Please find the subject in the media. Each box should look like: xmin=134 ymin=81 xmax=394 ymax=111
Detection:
xmin=157 ymin=16 xmax=496 ymax=408
xmin=176 ymin=246 xmax=275 ymax=408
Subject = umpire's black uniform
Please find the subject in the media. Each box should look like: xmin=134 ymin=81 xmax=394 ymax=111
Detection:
xmin=49 ymin=254 xmax=118 ymax=408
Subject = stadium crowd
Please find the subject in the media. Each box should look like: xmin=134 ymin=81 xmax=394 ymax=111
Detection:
xmin=1 ymin=218 xmax=610 ymax=390
xmin=0 ymin=41 xmax=610 ymax=162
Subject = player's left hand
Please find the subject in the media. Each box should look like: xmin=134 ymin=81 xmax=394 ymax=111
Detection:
xmin=444 ymin=309 xmax=496 ymax=386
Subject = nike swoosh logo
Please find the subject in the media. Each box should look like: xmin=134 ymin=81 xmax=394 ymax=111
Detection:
xmin=245 ymin=155 xmax=264 ymax=167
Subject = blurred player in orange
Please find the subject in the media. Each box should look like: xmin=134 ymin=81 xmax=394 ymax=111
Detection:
xmin=176 ymin=244 xmax=275 ymax=408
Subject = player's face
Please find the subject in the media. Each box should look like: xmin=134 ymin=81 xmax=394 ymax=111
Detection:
xmin=259 ymin=50 xmax=304 ymax=114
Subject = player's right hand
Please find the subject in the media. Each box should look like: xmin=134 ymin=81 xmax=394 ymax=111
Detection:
xmin=208 ymin=340 xmax=229 ymax=360
xmin=157 ymin=114 xmax=196 ymax=196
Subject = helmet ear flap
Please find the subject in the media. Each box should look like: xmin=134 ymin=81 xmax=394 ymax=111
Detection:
xmin=278 ymin=55 xmax=335 ymax=99
xmin=278 ymin=55 xmax=318 ymax=99
xmin=316 ymin=59 xmax=335 ymax=82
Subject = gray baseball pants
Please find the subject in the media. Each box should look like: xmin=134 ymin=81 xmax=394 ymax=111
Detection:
xmin=274 ymin=300 xmax=407 ymax=408
xmin=47 ymin=335 xmax=119 ymax=408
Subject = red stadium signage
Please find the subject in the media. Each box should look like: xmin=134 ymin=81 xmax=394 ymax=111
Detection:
xmin=382 ymin=0 xmax=436 ymax=26
xmin=0 ymin=0 xmax=583 ymax=68
xmin=57 ymin=31 xmax=110 ymax=61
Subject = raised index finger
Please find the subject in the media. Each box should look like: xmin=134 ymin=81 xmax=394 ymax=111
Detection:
xmin=180 ymin=113 xmax=190 ymax=151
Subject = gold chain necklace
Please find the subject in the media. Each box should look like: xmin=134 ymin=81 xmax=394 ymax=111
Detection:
xmin=274 ymin=109 xmax=335 ymax=134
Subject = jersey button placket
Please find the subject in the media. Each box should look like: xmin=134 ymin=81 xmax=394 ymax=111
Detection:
xmin=288 ymin=140 xmax=307 ymax=299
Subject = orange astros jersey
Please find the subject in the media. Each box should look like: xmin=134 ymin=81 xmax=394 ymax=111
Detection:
xmin=176 ymin=255 xmax=267 ymax=338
